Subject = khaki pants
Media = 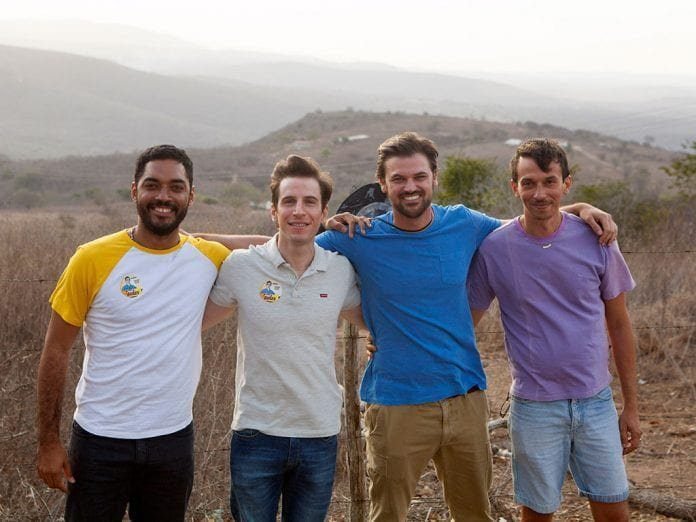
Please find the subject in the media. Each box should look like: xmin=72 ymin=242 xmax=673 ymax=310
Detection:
xmin=364 ymin=390 xmax=493 ymax=521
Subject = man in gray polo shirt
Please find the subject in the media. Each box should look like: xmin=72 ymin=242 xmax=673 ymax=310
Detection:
xmin=202 ymin=155 xmax=363 ymax=522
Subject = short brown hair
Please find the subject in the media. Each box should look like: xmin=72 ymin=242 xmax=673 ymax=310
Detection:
xmin=270 ymin=155 xmax=333 ymax=208
xmin=376 ymin=132 xmax=438 ymax=181
xmin=510 ymin=138 xmax=571 ymax=182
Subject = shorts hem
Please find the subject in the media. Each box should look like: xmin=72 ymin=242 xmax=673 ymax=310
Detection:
xmin=514 ymin=493 xmax=560 ymax=514
xmin=579 ymin=489 xmax=629 ymax=503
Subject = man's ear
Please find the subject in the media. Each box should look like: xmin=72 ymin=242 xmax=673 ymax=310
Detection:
xmin=189 ymin=185 xmax=195 ymax=205
xmin=563 ymin=175 xmax=573 ymax=194
xmin=131 ymin=181 xmax=137 ymax=201
xmin=510 ymin=179 xmax=520 ymax=198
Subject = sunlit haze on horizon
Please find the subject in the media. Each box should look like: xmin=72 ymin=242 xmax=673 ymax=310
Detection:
xmin=2 ymin=0 xmax=696 ymax=78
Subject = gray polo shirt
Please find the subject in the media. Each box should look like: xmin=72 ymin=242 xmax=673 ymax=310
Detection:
xmin=210 ymin=235 xmax=361 ymax=437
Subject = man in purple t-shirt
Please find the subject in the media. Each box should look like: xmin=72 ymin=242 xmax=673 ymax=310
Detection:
xmin=467 ymin=138 xmax=641 ymax=522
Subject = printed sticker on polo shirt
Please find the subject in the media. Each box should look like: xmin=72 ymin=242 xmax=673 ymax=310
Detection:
xmin=259 ymin=280 xmax=282 ymax=303
xmin=120 ymin=274 xmax=143 ymax=299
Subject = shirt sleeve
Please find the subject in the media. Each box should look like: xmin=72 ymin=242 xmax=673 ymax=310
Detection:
xmin=49 ymin=247 xmax=97 ymax=327
xmin=600 ymin=241 xmax=636 ymax=300
xmin=341 ymin=263 xmax=361 ymax=311
xmin=209 ymin=251 xmax=239 ymax=307
xmin=315 ymin=231 xmax=338 ymax=252
xmin=467 ymin=250 xmax=496 ymax=311
xmin=471 ymin=209 xmax=502 ymax=247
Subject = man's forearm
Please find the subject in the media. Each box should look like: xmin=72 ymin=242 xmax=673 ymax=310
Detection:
xmin=340 ymin=306 xmax=367 ymax=331
xmin=471 ymin=308 xmax=487 ymax=328
xmin=605 ymin=296 xmax=639 ymax=411
xmin=37 ymin=346 xmax=72 ymax=445
xmin=193 ymin=233 xmax=270 ymax=250
xmin=609 ymin=322 xmax=639 ymax=411
xmin=37 ymin=313 xmax=79 ymax=446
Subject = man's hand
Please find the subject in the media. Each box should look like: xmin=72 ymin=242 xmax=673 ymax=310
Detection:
xmin=619 ymin=409 xmax=641 ymax=455
xmin=325 ymin=213 xmax=372 ymax=238
xmin=578 ymin=206 xmax=617 ymax=245
xmin=37 ymin=440 xmax=74 ymax=492
xmin=366 ymin=333 xmax=378 ymax=359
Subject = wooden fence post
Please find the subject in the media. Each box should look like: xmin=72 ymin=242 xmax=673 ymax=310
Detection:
xmin=342 ymin=320 xmax=367 ymax=521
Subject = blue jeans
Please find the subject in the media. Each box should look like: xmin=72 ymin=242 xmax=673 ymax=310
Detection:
xmin=65 ymin=421 xmax=194 ymax=522
xmin=509 ymin=387 xmax=629 ymax=514
xmin=230 ymin=429 xmax=338 ymax=522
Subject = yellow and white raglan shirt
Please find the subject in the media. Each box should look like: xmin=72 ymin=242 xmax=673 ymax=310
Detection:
xmin=50 ymin=230 xmax=229 ymax=439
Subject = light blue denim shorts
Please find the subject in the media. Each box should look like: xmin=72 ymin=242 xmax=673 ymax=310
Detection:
xmin=509 ymin=386 xmax=629 ymax=514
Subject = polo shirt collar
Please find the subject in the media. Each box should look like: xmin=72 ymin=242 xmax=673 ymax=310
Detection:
xmin=261 ymin=234 xmax=329 ymax=272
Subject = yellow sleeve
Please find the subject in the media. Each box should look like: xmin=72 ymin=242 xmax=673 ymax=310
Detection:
xmin=189 ymin=236 xmax=231 ymax=269
xmin=49 ymin=231 xmax=132 ymax=326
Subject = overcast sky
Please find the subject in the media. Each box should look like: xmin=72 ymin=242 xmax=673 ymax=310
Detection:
xmin=3 ymin=0 xmax=695 ymax=77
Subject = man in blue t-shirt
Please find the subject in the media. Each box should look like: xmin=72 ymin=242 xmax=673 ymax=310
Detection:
xmin=316 ymin=132 xmax=616 ymax=521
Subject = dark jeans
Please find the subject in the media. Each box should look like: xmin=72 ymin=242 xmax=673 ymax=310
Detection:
xmin=230 ymin=429 xmax=338 ymax=522
xmin=66 ymin=421 xmax=194 ymax=522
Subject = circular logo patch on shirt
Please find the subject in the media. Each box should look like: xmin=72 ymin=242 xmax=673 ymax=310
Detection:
xmin=120 ymin=274 xmax=143 ymax=299
xmin=259 ymin=280 xmax=282 ymax=303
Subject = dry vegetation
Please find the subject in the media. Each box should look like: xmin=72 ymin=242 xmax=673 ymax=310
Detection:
xmin=0 ymin=200 xmax=693 ymax=521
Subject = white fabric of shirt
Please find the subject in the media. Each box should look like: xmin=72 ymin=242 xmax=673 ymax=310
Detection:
xmin=50 ymin=231 xmax=228 ymax=438
xmin=210 ymin=236 xmax=361 ymax=437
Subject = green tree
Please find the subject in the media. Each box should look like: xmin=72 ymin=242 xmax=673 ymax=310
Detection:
xmin=661 ymin=140 xmax=696 ymax=198
xmin=436 ymin=155 xmax=506 ymax=212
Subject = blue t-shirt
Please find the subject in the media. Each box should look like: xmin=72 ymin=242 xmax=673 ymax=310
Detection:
xmin=316 ymin=204 xmax=500 ymax=405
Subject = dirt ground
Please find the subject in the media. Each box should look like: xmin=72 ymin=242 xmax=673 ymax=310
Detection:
xmin=329 ymin=347 xmax=695 ymax=521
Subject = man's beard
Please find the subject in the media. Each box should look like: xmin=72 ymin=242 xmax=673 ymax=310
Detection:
xmin=391 ymin=190 xmax=432 ymax=220
xmin=136 ymin=201 xmax=189 ymax=236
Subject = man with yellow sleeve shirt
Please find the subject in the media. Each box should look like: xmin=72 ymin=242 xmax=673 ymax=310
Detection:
xmin=36 ymin=145 xmax=262 ymax=521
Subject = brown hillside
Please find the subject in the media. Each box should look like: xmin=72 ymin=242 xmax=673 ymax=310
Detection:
xmin=0 ymin=110 xmax=677 ymax=211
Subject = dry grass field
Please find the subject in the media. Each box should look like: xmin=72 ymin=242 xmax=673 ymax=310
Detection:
xmin=0 ymin=201 xmax=693 ymax=521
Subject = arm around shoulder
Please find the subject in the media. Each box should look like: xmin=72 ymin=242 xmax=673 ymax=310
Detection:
xmin=193 ymin=233 xmax=270 ymax=250
xmin=561 ymin=202 xmax=617 ymax=245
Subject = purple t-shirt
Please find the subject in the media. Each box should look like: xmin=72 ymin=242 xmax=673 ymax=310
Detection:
xmin=467 ymin=212 xmax=635 ymax=401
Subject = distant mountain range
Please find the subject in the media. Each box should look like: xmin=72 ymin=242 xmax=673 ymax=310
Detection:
xmin=0 ymin=20 xmax=694 ymax=159
xmin=0 ymin=110 xmax=676 ymax=211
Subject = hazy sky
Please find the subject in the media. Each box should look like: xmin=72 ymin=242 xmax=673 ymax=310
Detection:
xmin=3 ymin=0 xmax=696 ymax=76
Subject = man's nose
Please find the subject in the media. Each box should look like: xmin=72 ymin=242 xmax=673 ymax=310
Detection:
xmin=156 ymin=187 xmax=173 ymax=200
